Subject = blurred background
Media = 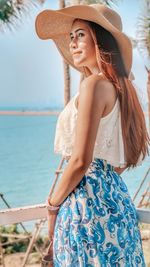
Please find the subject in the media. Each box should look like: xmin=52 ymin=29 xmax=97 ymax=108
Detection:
xmin=0 ymin=0 xmax=149 ymax=221
xmin=0 ymin=1 xmax=150 ymax=266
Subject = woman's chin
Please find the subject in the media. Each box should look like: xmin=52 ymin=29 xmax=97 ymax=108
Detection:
xmin=73 ymin=61 xmax=84 ymax=68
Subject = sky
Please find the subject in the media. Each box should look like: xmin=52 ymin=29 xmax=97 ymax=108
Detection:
xmin=0 ymin=0 xmax=149 ymax=110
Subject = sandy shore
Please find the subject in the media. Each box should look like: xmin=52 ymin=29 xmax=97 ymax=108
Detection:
xmin=0 ymin=110 xmax=60 ymax=116
xmin=0 ymin=252 xmax=41 ymax=267
xmin=0 ymin=110 xmax=148 ymax=116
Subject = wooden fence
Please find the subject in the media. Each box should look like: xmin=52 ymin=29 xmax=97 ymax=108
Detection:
xmin=0 ymin=204 xmax=150 ymax=226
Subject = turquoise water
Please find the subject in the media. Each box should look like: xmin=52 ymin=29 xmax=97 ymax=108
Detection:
xmin=0 ymin=115 xmax=149 ymax=230
xmin=0 ymin=115 xmax=62 ymax=210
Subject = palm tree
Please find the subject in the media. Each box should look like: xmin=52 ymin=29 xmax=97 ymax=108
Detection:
xmin=145 ymin=66 xmax=150 ymax=132
xmin=66 ymin=0 xmax=117 ymax=6
xmin=0 ymin=0 xmax=45 ymax=32
xmin=59 ymin=0 xmax=71 ymax=106
xmin=0 ymin=0 xmax=70 ymax=107
xmin=136 ymin=0 xmax=150 ymax=58
xmin=135 ymin=0 xmax=150 ymax=131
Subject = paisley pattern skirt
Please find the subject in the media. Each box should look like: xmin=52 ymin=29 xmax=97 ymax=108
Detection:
xmin=53 ymin=158 xmax=146 ymax=267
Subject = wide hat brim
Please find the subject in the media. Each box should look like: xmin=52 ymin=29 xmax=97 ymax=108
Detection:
xmin=35 ymin=4 xmax=132 ymax=77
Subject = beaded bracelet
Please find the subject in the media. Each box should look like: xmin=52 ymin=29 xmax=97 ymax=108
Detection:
xmin=46 ymin=199 xmax=60 ymax=214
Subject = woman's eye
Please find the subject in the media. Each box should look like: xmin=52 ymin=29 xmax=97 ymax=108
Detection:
xmin=70 ymin=32 xmax=84 ymax=41
xmin=78 ymin=32 xmax=84 ymax=37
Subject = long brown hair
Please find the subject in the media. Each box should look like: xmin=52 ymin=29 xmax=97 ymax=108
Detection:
xmin=88 ymin=21 xmax=149 ymax=168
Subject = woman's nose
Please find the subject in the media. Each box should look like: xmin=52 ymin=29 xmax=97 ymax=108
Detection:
xmin=69 ymin=37 xmax=78 ymax=49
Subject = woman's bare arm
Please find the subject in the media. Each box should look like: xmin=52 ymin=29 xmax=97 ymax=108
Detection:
xmin=49 ymin=75 xmax=108 ymax=206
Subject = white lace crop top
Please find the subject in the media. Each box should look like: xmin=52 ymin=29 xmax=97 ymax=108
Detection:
xmin=54 ymin=91 xmax=142 ymax=167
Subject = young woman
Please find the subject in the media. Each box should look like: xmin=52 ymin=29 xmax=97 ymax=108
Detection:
xmin=36 ymin=4 xmax=149 ymax=266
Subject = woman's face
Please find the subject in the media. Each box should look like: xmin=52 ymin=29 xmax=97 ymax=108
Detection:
xmin=69 ymin=20 xmax=97 ymax=70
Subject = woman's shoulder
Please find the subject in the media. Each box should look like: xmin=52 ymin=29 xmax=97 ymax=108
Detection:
xmin=80 ymin=73 xmax=116 ymax=101
xmin=81 ymin=73 xmax=107 ymax=85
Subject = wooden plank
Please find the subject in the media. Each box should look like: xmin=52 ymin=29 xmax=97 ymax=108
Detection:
xmin=0 ymin=204 xmax=47 ymax=226
xmin=0 ymin=204 xmax=150 ymax=225
xmin=137 ymin=208 xmax=150 ymax=224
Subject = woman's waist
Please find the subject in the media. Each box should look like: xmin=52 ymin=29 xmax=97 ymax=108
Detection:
xmin=63 ymin=155 xmax=126 ymax=174
xmin=56 ymin=140 xmax=126 ymax=167
xmin=64 ymin=155 xmax=114 ymax=171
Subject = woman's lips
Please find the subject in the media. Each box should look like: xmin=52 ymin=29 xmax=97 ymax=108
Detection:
xmin=73 ymin=51 xmax=82 ymax=56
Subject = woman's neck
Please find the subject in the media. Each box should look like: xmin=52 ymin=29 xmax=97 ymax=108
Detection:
xmin=86 ymin=64 xmax=101 ymax=75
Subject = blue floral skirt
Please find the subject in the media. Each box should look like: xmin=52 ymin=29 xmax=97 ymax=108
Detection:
xmin=53 ymin=158 xmax=146 ymax=267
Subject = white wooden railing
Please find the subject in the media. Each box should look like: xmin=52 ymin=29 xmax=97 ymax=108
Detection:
xmin=0 ymin=204 xmax=150 ymax=226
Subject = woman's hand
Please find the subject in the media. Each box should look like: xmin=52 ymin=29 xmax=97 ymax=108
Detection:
xmin=46 ymin=211 xmax=58 ymax=259
xmin=46 ymin=197 xmax=59 ymax=240
xmin=47 ymin=211 xmax=58 ymax=240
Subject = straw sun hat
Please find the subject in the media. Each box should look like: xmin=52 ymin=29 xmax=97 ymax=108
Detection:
xmin=35 ymin=4 xmax=132 ymax=77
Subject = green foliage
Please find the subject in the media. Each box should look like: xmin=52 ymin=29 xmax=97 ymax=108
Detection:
xmin=5 ymin=246 xmax=14 ymax=254
xmin=0 ymin=0 xmax=45 ymax=32
xmin=0 ymin=224 xmax=19 ymax=234
xmin=0 ymin=224 xmax=19 ymax=243
xmin=0 ymin=0 xmax=14 ymax=23
xmin=136 ymin=0 xmax=150 ymax=57
xmin=36 ymin=236 xmax=44 ymax=246
xmin=66 ymin=0 xmax=118 ymax=7
xmin=0 ymin=224 xmax=46 ymax=255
